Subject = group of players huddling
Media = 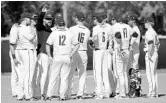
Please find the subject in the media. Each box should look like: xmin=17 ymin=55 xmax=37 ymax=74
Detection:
xmin=9 ymin=5 xmax=160 ymax=101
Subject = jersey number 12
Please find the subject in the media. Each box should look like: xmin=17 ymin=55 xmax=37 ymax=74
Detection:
xmin=59 ymin=35 xmax=66 ymax=46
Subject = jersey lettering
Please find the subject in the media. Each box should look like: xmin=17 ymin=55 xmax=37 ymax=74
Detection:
xmin=123 ymin=28 xmax=127 ymax=39
xmin=78 ymin=32 xmax=85 ymax=43
xmin=59 ymin=35 xmax=66 ymax=46
xmin=102 ymin=32 xmax=105 ymax=42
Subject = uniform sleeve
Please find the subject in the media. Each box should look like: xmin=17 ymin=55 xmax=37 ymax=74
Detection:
xmin=46 ymin=32 xmax=54 ymax=45
xmin=71 ymin=32 xmax=79 ymax=45
xmin=9 ymin=25 xmax=18 ymax=44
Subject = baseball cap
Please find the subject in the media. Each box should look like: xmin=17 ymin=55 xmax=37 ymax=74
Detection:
xmin=21 ymin=12 xmax=31 ymax=19
xmin=127 ymin=15 xmax=137 ymax=21
xmin=74 ymin=12 xmax=85 ymax=21
xmin=144 ymin=17 xmax=154 ymax=23
xmin=96 ymin=12 xmax=107 ymax=23
xmin=56 ymin=18 xmax=65 ymax=26
xmin=92 ymin=13 xmax=99 ymax=20
xmin=44 ymin=12 xmax=53 ymax=20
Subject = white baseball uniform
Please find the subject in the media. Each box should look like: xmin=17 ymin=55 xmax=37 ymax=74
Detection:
xmin=111 ymin=22 xmax=122 ymax=94
xmin=9 ymin=24 xmax=20 ymax=97
xmin=120 ymin=23 xmax=133 ymax=95
xmin=67 ymin=25 xmax=90 ymax=97
xmin=129 ymin=25 xmax=141 ymax=70
xmin=93 ymin=23 xmax=112 ymax=98
xmin=144 ymin=28 xmax=159 ymax=96
xmin=46 ymin=27 xmax=79 ymax=99
xmin=10 ymin=24 xmax=37 ymax=99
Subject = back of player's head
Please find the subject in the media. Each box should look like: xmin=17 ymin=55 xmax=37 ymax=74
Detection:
xmin=56 ymin=18 xmax=65 ymax=26
xmin=144 ymin=17 xmax=154 ymax=26
xmin=96 ymin=12 xmax=107 ymax=23
xmin=132 ymin=32 xmax=139 ymax=38
xmin=115 ymin=32 xmax=121 ymax=39
xmin=74 ymin=12 xmax=85 ymax=22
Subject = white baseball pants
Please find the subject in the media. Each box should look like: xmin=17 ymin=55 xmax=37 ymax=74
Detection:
xmin=94 ymin=49 xmax=111 ymax=98
xmin=16 ymin=49 xmax=37 ymax=99
xmin=46 ymin=55 xmax=71 ymax=99
xmin=145 ymin=52 xmax=158 ymax=96
xmin=68 ymin=51 xmax=88 ymax=97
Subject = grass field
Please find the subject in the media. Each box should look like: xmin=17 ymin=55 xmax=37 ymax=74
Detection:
xmin=1 ymin=70 xmax=166 ymax=103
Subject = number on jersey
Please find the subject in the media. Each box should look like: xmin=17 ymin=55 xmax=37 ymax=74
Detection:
xmin=78 ymin=32 xmax=85 ymax=43
xmin=123 ymin=28 xmax=127 ymax=38
xmin=102 ymin=32 xmax=105 ymax=42
xmin=59 ymin=35 xmax=66 ymax=46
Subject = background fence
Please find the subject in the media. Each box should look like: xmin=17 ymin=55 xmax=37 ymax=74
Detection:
xmin=1 ymin=36 xmax=166 ymax=73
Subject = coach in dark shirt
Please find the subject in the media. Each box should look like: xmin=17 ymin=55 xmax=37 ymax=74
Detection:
xmin=36 ymin=6 xmax=53 ymax=55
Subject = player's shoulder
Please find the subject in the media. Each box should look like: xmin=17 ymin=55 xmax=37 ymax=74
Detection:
xmin=93 ymin=25 xmax=99 ymax=30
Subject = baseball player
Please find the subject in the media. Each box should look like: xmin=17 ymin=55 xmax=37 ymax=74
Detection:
xmin=67 ymin=12 xmax=90 ymax=99
xmin=111 ymin=16 xmax=132 ymax=98
xmin=45 ymin=18 xmax=80 ymax=101
xmin=127 ymin=14 xmax=141 ymax=72
xmin=144 ymin=17 xmax=160 ymax=98
xmin=9 ymin=23 xmax=20 ymax=98
xmin=92 ymin=12 xmax=112 ymax=99
xmin=10 ymin=12 xmax=37 ymax=100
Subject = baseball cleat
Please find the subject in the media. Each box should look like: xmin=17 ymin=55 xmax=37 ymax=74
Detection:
xmin=76 ymin=96 xmax=84 ymax=100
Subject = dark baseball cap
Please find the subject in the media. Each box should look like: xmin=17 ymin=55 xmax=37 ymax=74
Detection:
xmin=56 ymin=18 xmax=65 ymax=26
xmin=74 ymin=12 xmax=85 ymax=21
xmin=21 ymin=12 xmax=31 ymax=19
xmin=92 ymin=13 xmax=99 ymax=20
xmin=55 ymin=13 xmax=63 ymax=20
xmin=144 ymin=17 xmax=154 ymax=23
xmin=127 ymin=15 xmax=137 ymax=21
xmin=44 ymin=12 xmax=53 ymax=20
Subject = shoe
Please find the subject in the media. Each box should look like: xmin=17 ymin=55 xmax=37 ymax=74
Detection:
xmin=44 ymin=97 xmax=52 ymax=101
xmin=110 ymin=93 xmax=116 ymax=97
xmin=77 ymin=96 xmax=83 ymax=100
xmin=12 ymin=95 xmax=17 ymax=98
xmin=114 ymin=95 xmax=129 ymax=99
xmin=59 ymin=98 xmax=66 ymax=101
xmin=17 ymin=96 xmax=24 ymax=101
xmin=24 ymin=97 xmax=36 ymax=101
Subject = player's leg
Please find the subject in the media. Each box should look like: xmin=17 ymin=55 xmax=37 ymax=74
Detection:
xmin=150 ymin=52 xmax=158 ymax=97
xmin=123 ymin=50 xmax=130 ymax=95
xmin=115 ymin=50 xmax=126 ymax=97
xmin=66 ymin=52 xmax=78 ymax=98
xmin=112 ymin=50 xmax=119 ymax=95
xmin=46 ymin=55 xmax=61 ymax=98
xmin=9 ymin=50 xmax=19 ymax=97
xmin=145 ymin=53 xmax=153 ymax=96
xmin=102 ymin=50 xmax=111 ymax=98
xmin=94 ymin=50 xmax=104 ymax=99
xmin=59 ymin=55 xmax=71 ymax=99
xmin=77 ymin=51 xmax=88 ymax=97
xmin=23 ymin=50 xmax=37 ymax=99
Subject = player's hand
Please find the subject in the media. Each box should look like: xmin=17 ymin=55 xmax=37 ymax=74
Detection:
xmin=69 ymin=54 xmax=73 ymax=62
xmin=42 ymin=5 xmax=49 ymax=13
xmin=48 ymin=56 xmax=53 ymax=64
xmin=109 ymin=49 xmax=113 ymax=55
xmin=120 ymin=50 xmax=126 ymax=58
xmin=13 ymin=58 xmax=20 ymax=66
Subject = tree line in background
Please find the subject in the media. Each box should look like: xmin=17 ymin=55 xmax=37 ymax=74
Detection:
xmin=1 ymin=1 xmax=166 ymax=37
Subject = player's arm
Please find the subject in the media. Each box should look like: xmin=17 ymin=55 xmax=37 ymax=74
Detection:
xmin=108 ymin=35 xmax=114 ymax=54
xmin=70 ymin=33 xmax=80 ymax=58
xmin=9 ymin=24 xmax=20 ymax=65
xmin=88 ymin=28 xmax=96 ymax=49
xmin=130 ymin=32 xmax=139 ymax=46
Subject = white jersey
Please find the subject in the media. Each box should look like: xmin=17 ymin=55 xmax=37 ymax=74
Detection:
xmin=92 ymin=23 xmax=112 ymax=50
xmin=111 ymin=23 xmax=122 ymax=49
xmin=10 ymin=24 xmax=19 ymax=44
xmin=145 ymin=28 xmax=159 ymax=52
xmin=120 ymin=23 xmax=133 ymax=49
xmin=47 ymin=27 xmax=79 ymax=55
xmin=131 ymin=26 xmax=141 ymax=51
xmin=69 ymin=25 xmax=90 ymax=51
xmin=10 ymin=24 xmax=36 ymax=50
